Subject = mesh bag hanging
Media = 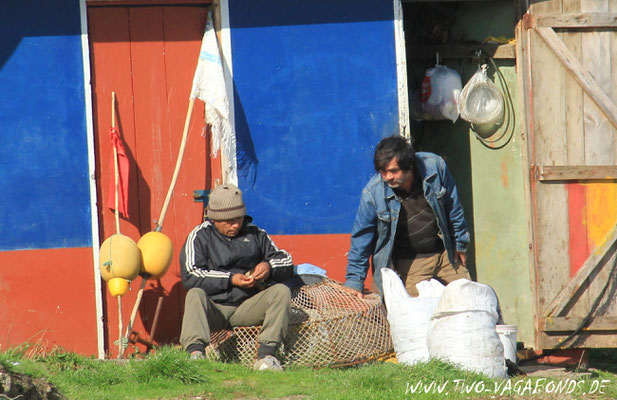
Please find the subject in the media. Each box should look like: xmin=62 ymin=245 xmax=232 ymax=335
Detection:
xmin=204 ymin=277 xmax=393 ymax=368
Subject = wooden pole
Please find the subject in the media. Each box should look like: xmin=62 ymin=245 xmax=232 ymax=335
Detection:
xmin=117 ymin=296 xmax=123 ymax=359
xmin=111 ymin=91 xmax=125 ymax=359
xmin=111 ymin=92 xmax=120 ymax=235
xmin=156 ymin=98 xmax=195 ymax=231
xmin=124 ymin=277 xmax=147 ymax=340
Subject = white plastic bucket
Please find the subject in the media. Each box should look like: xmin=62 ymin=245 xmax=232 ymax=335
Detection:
xmin=496 ymin=324 xmax=518 ymax=364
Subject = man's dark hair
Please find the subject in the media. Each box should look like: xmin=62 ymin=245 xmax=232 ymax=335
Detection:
xmin=374 ymin=136 xmax=415 ymax=172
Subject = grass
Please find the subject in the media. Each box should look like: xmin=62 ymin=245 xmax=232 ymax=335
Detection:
xmin=1 ymin=345 xmax=617 ymax=399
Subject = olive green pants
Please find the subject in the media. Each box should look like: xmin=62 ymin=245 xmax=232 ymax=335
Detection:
xmin=393 ymin=250 xmax=470 ymax=297
xmin=180 ymin=283 xmax=291 ymax=350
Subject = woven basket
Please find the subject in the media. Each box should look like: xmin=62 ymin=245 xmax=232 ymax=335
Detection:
xmin=204 ymin=278 xmax=393 ymax=368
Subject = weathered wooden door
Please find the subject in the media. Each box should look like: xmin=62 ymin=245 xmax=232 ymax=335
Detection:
xmin=519 ymin=0 xmax=617 ymax=349
xmin=88 ymin=1 xmax=218 ymax=355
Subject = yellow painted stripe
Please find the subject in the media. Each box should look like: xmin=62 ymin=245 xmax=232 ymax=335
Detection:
xmin=586 ymin=182 xmax=617 ymax=249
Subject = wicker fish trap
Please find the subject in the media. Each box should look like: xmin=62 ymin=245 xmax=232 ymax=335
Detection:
xmin=204 ymin=277 xmax=393 ymax=368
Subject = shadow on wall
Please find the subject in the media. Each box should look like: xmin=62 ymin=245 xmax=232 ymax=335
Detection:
xmin=94 ymin=93 xmax=153 ymax=238
xmin=232 ymin=84 xmax=259 ymax=186
xmin=227 ymin=0 xmax=394 ymax=28
xmin=0 ymin=2 xmax=81 ymax=70
xmin=141 ymin=280 xmax=185 ymax=348
xmin=104 ymin=279 xmax=185 ymax=354
xmin=0 ymin=1 xmax=213 ymax=69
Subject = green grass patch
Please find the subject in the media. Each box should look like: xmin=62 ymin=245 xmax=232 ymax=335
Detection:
xmin=2 ymin=346 xmax=617 ymax=399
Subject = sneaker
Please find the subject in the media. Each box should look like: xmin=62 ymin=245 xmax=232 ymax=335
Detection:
xmin=190 ymin=350 xmax=205 ymax=360
xmin=253 ymin=355 xmax=283 ymax=372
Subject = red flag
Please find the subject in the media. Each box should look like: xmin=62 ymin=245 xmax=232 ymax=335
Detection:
xmin=107 ymin=127 xmax=130 ymax=218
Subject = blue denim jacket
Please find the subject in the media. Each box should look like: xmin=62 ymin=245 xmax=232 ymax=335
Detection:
xmin=344 ymin=152 xmax=469 ymax=294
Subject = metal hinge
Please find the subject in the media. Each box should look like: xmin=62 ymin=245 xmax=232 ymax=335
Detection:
xmin=530 ymin=164 xmax=541 ymax=182
xmin=193 ymin=190 xmax=211 ymax=204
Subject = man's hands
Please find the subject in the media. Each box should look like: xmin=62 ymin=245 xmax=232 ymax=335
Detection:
xmin=231 ymin=273 xmax=255 ymax=288
xmin=341 ymin=284 xmax=366 ymax=299
xmin=251 ymin=261 xmax=271 ymax=281
xmin=231 ymin=261 xmax=271 ymax=288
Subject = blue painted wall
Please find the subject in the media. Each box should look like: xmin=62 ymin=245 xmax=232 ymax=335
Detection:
xmin=0 ymin=1 xmax=91 ymax=250
xmin=229 ymin=0 xmax=399 ymax=235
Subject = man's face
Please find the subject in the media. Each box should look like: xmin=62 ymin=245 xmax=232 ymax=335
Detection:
xmin=213 ymin=216 xmax=244 ymax=238
xmin=380 ymin=158 xmax=412 ymax=190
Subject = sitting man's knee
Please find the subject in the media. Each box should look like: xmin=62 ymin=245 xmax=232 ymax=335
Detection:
xmin=270 ymin=283 xmax=292 ymax=301
xmin=185 ymin=287 xmax=208 ymax=303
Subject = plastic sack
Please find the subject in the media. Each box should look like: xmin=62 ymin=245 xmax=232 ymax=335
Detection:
xmin=427 ymin=279 xmax=507 ymax=379
xmin=381 ymin=269 xmax=444 ymax=365
xmin=459 ymin=65 xmax=504 ymax=125
xmin=420 ymin=65 xmax=462 ymax=123
xmin=416 ymin=278 xmax=446 ymax=298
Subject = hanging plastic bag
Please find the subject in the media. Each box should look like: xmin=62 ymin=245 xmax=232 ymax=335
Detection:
xmin=421 ymin=64 xmax=462 ymax=123
xmin=459 ymin=64 xmax=504 ymax=125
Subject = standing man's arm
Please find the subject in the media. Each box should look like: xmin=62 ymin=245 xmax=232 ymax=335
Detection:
xmin=344 ymin=190 xmax=378 ymax=293
xmin=438 ymin=158 xmax=470 ymax=266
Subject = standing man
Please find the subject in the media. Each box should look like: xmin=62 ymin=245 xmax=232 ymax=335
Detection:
xmin=344 ymin=135 xmax=470 ymax=297
xmin=180 ymin=184 xmax=293 ymax=371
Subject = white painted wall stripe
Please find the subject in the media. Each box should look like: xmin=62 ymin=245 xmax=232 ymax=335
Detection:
xmin=393 ymin=0 xmax=410 ymax=139
xmin=219 ymin=0 xmax=238 ymax=186
xmin=79 ymin=0 xmax=105 ymax=360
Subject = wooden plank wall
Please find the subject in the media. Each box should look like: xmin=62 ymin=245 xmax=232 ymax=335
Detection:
xmin=528 ymin=0 xmax=617 ymax=348
xmin=528 ymin=0 xmax=571 ymax=347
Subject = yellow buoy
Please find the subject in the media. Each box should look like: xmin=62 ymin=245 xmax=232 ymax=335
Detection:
xmin=137 ymin=231 xmax=173 ymax=279
xmin=108 ymin=277 xmax=130 ymax=297
xmin=99 ymin=234 xmax=141 ymax=281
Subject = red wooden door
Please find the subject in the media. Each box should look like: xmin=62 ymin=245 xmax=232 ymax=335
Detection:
xmin=88 ymin=2 xmax=218 ymax=356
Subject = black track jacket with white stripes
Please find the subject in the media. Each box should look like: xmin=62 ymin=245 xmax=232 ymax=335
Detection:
xmin=180 ymin=217 xmax=293 ymax=306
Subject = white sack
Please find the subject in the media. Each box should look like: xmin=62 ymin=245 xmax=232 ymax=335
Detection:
xmin=416 ymin=278 xmax=446 ymax=298
xmin=381 ymin=269 xmax=443 ymax=365
xmin=433 ymin=278 xmax=500 ymax=320
xmin=427 ymin=279 xmax=507 ymax=379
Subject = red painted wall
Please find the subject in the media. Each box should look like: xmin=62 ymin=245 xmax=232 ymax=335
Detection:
xmin=0 ymin=238 xmax=365 ymax=356
xmin=0 ymin=248 xmax=99 ymax=355
xmin=273 ymin=234 xmax=373 ymax=290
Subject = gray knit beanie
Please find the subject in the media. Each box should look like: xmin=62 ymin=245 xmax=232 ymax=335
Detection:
xmin=206 ymin=184 xmax=246 ymax=220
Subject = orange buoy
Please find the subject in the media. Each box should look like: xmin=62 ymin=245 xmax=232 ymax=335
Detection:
xmin=137 ymin=231 xmax=173 ymax=279
xmin=99 ymin=234 xmax=141 ymax=281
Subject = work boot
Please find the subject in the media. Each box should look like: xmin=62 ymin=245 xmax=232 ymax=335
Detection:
xmin=253 ymin=355 xmax=283 ymax=372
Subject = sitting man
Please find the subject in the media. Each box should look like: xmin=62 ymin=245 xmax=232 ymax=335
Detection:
xmin=179 ymin=184 xmax=293 ymax=371
xmin=344 ymin=135 xmax=470 ymax=297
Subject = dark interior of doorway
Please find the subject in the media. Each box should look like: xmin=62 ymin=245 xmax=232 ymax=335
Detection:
xmin=402 ymin=0 xmax=517 ymax=280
